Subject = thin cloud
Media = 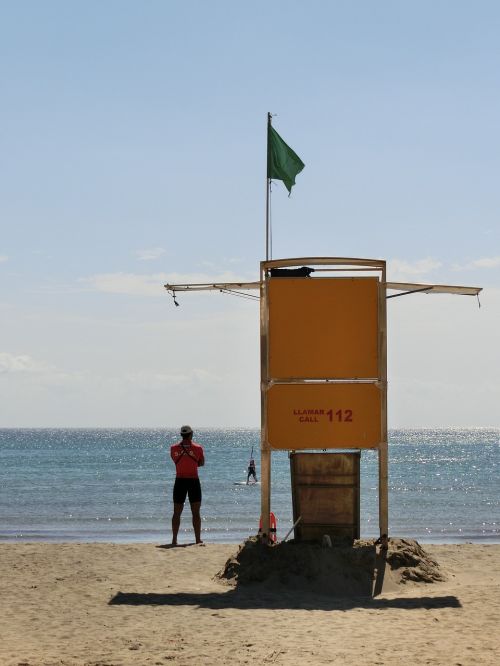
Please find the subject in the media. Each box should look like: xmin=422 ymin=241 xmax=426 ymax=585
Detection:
xmin=0 ymin=255 xmax=8 ymax=263
xmin=80 ymin=272 xmax=167 ymax=296
xmin=0 ymin=352 xmax=49 ymax=374
xmin=451 ymin=256 xmax=500 ymax=271
xmin=79 ymin=270 xmax=255 ymax=297
xmin=136 ymin=247 xmax=166 ymax=261
xmin=122 ymin=368 xmax=224 ymax=391
xmin=0 ymin=353 xmax=88 ymax=389
xmin=388 ymin=258 xmax=442 ymax=281
xmin=469 ymin=256 xmax=500 ymax=269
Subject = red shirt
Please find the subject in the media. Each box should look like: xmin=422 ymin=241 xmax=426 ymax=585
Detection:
xmin=170 ymin=440 xmax=204 ymax=478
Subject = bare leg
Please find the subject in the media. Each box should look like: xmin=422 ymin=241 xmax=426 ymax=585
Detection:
xmin=172 ymin=503 xmax=184 ymax=545
xmin=190 ymin=501 xmax=202 ymax=543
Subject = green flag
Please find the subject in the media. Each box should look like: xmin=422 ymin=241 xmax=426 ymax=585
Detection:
xmin=267 ymin=125 xmax=305 ymax=194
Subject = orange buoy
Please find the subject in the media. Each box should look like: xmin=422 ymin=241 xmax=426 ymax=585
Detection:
xmin=259 ymin=512 xmax=277 ymax=543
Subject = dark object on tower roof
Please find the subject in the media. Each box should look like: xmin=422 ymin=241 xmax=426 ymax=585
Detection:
xmin=269 ymin=267 xmax=315 ymax=278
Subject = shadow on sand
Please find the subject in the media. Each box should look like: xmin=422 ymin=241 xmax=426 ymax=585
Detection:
xmin=110 ymin=538 xmax=458 ymax=611
xmin=109 ymin=589 xmax=461 ymax=612
xmin=156 ymin=543 xmax=201 ymax=550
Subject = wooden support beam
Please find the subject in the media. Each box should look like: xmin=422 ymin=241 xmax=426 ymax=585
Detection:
xmin=259 ymin=271 xmax=271 ymax=541
xmin=378 ymin=268 xmax=389 ymax=536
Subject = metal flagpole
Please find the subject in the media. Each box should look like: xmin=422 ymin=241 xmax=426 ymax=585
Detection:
xmin=266 ymin=112 xmax=272 ymax=261
xmin=263 ymin=115 xmax=272 ymax=540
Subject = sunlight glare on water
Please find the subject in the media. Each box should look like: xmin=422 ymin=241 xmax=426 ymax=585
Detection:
xmin=0 ymin=428 xmax=498 ymax=543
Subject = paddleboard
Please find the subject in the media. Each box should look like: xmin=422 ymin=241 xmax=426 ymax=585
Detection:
xmin=233 ymin=481 xmax=260 ymax=486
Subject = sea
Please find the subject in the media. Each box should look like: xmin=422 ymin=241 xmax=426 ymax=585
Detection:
xmin=0 ymin=428 xmax=498 ymax=545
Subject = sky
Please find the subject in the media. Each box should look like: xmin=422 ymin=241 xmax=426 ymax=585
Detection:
xmin=1 ymin=1 xmax=499 ymax=428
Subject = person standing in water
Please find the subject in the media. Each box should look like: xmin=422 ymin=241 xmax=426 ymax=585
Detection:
xmin=170 ymin=425 xmax=205 ymax=545
xmin=247 ymin=455 xmax=257 ymax=484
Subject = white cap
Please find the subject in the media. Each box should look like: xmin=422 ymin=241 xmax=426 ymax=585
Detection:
xmin=180 ymin=425 xmax=193 ymax=436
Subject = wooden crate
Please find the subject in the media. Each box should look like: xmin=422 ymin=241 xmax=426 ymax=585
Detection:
xmin=290 ymin=452 xmax=360 ymax=541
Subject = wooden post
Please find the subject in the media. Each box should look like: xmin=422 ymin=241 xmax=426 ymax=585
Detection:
xmin=260 ymin=449 xmax=271 ymax=541
xmin=260 ymin=264 xmax=271 ymax=540
xmin=378 ymin=264 xmax=389 ymax=536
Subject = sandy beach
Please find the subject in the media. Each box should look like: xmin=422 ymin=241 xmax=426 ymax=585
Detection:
xmin=1 ymin=541 xmax=499 ymax=665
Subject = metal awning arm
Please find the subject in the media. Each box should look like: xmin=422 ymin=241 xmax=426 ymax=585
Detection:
xmin=165 ymin=280 xmax=482 ymax=301
xmin=165 ymin=281 xmax=261 ymax=293
xmin=386 ymin=282 xmax=482 ymax=297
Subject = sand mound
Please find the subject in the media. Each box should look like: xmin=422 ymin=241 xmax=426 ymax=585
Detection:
xmin=385 ymin=538 xmax=446 ymax=584
xmin=217 ymin=537 xmax=445 ymax=596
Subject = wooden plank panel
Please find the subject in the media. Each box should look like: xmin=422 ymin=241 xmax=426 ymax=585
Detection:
xmin=294 ymin=476 xmax=356 ymax=486
xmin=297 ymin=487 xmax=355 ymax=523
xmin=293 ymin=452 xmax=356 ymax=477
xmin=300 ymin=525 xmax=357 ymax=540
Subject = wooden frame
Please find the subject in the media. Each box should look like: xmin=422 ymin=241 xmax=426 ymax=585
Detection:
xmin=260 ymin=257 xmax=388 ymax=542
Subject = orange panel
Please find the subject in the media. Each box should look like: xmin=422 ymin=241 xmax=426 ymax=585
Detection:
xmin=268 ymin=277 xmax=379 ymax=379
xmin=267 ymin=383 xmax=381 ymax=450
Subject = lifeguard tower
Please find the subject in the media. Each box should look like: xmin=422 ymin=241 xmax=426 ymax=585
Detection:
xmin=166 ymin=256 xmax=480 ymax=543
xmin=259 ymin=257 xmax=387 ymax=543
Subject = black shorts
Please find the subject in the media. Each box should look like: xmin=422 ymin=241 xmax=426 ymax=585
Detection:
xmin=173 ymin=478 xmax=202 ymax=505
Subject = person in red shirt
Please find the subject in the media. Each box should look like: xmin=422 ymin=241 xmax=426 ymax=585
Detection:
xmin=170 ymin=425 xmax=205 ymax=545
